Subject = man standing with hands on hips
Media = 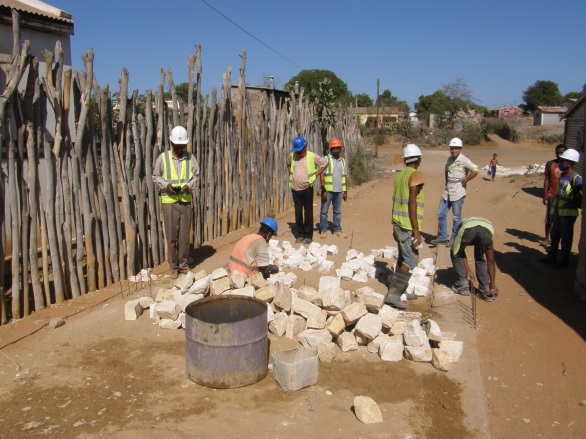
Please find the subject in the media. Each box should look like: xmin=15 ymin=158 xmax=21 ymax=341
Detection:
xmin=431 ymin=137 xmax=478 ymax=246
xmin=153 ymin=126 xmax=200 ymax=279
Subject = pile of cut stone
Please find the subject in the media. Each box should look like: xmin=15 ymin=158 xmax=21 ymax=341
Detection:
xmin=124 ymin=240 xmax=462 ymax=371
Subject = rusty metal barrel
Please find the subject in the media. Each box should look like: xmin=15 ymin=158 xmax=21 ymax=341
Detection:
xmin=185 ymin=295 xmax=269 ymax=388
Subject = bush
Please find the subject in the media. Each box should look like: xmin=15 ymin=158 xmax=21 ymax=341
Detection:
xmin=348 ymin=144 xmax=375 ymax=186
xmin=482 ymin=119 xmax=520 ymax=142
xmin=461 ymin=122 xmax=486 ymax=146
xmin=539 ymin=133 xmax=564 ymax=144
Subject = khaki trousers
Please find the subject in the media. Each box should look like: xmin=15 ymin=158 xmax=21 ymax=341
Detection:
xmin=162 ymin=201 xmax=192 ymax=271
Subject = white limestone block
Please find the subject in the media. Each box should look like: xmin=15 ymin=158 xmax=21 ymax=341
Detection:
xmin=155 ymin=288 xmax=177 ymax=303
xmin=370 ymin=249 xmax=383 ymax=258
xmin=382 ymin=247 xmax=399 ymax=259
xmin=404 ymin=345 xmax=432 ymax=362
xmin=432 ymin=348 xmax=454 ymax=371
xmin=425 ymin=319 xmax=442 ymax=343
xmin=229 ymin=270 xmax=247 ymax=289
xmin=178 ymin=293 xmax=204 ymax=312
xmin=379 ymin=305 xmax=400 ymax=329
xmin=418 ymin=257 xmax=436 ymax=275
xmin=154 ymin=301 xmax=181 ymax=320
xmin=367 ymin=333 xmax=392 ymax=354
xmin=266 ymin=304 xmax=274 ymax=324
xmin=254 ymin=285 xmax=274 ymax=302
xmin=439 ymin=340 xmax=464 ymax=362
xmin=355 ymin=313 xmax=383 ymax=340
xmin=283 ymin=272 xmax=298 ymax=288
xmin=353 ymin=329 xmax=370 ymax=346
xmin=299 ymin=261 xmax=313 ymax=271
xmin=396 ymin=311 xmax=422 ymax=323
xmin=273 ymin=283 xmax=293 ymax=312
xmin=327 ymin=313 xmax=346 ymax=337
xmin=319 ymin=276 xmax=341 ymax=293
xmin=351 ymin=271 xmax=368 ymax=283
xmin=322 ymin=288 xmax=351 ymax=311
xmin=137 ymin=296 xmax=154 ymax=309
xmin=174 ymin=271 xmax=195 ymax=293
xmin=318 ymin=260 xmax=334 ymax=274
xmin=306 ymin=308 xmax=327 ymax=329
xmin=327 ymin=244 xmax=338 ymax=256
xmin=317 ymin=341 xmax=337 ymax=363
xmin=269 ymin=312 xmax=288 ymax=337
xmin=193 ymin=269 xmax=207 ymax=280
xmin=286 ymin=314 xmax=306 ymax=339
xmin=337 ymin=332 xmax=359 ymax=352
xmin=403 ymin=320 xmax=429 ymax=347
xmin=353 ymin=396 xmax=383 ymax=424
xmin=298 ymin=329 xmax=333 ymax=353
xmin=210 ymin=277 xmax=231 ymax=296
xmin=269 ymin=239 xmax=280 ymax=248
xmin=124 ymin=300 xmax=143 ymax=321
xmin=159 ymin=318 xmax=182 ymax=330
xmin=355 ymin=287 xmax=385 ymax=313
xmin=187 ymin=275 xmax=211 ymax=295
xmin=292 ymin=297 xmax=320 ymax=319
xmin=341 ymin=302 xmax=368 ymax=325
xmin=345 ymin=249 xmax=358 ymax=261
xmin=229 ymin=286 xmax=255 ymax=297
xmin=339 ymin=268 xmax=354 ymax=280
xmin=211 ymin=267 xmax=228 ymax=280
xmin=389 ymin=321 xmax=409 ymax=336
xmin=281 ymin=240 xmax=292 ymax=250
xmin=379 ymin=340 xmax=404 ymax=362
xmin=297 ymin=285 xmax=323 ymax=307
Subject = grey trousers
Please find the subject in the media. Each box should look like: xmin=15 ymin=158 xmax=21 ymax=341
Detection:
xmin=450 ymin=227 xmax=491 ymax=291
xmin=162 ymin=202 xmax=192 ymax=271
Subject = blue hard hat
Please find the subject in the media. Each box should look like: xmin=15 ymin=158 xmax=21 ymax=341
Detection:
xmin=292 ymin=136 xmax=307 ymax=152
xmin=260 ymin=218 xmax=278 ymax=234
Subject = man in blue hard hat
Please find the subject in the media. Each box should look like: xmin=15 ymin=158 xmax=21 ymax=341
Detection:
xmin=227 ymin=218 xmax=280 ymax=279
xmin=286 ymin=136 xmax=328 ymax=245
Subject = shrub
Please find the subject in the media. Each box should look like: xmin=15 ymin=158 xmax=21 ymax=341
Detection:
xmin=348 ymin=144 xmax=375 ymax=186
xmin=482 ymin=119 xmax=520 ymax=142
xmin=461 ymin=122 xmax=485 ymax=146
xmin=539 ymin=133 xmax=564 ymax=144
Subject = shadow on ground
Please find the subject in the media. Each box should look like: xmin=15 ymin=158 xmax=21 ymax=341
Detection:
xmin=495 ymin=241 xmax=586 ymax=342
xmin=521 ymin=186 xmax=543 ymax=199
xmin=190 ymin=245 xmax=216 ymax=267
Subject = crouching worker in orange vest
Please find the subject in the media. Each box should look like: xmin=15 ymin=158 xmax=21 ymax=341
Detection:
xmin=228 ymin=219 xmax=280 ymax=279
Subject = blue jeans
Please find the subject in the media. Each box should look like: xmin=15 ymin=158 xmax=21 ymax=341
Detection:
xmin=548 ymin=212 xmax=577 ymax=264
xmin=438 ymin=196 xmax=465 ymax=242
xmin=320 ymin=191 xmax=343 ymax=232
xmin=393 ymin=224 xmax=419 ymax=270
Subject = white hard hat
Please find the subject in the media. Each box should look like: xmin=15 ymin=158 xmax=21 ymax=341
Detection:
xmin=402 ymin=144 xmax=422 ymax=163
xmin=449 ymin=137 xmax=463 ymax=148
xmin=170 ymin=126 xmax=189 ymax=145
xmin=559 ymin=149 xmax=580 ymax=163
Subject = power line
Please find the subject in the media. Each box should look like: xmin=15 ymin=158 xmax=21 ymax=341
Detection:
xmin=200 ymin=0 xmax=304 ymax=71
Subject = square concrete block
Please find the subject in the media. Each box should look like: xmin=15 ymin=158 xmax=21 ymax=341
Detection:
xmin=273 ymin=347 xmax=318 ymax=391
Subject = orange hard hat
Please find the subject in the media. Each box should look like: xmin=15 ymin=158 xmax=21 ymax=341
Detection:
xmin=329 ymin=138 xmax=343 ymax=149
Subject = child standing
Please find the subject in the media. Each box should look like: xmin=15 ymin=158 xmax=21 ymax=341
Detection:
xmin=489 ymin=154 xmax=499 ymax=181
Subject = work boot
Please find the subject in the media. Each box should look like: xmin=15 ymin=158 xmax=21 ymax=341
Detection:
xmin=385 ymin=270 xmax=411 ymax=309
xmin=334 ymin=231 xmax=347 ymax=238
xmin=320 ymin=231 xmax=328 ymax=239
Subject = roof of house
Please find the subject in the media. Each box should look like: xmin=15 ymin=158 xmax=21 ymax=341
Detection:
xmin=352 ymin=107 xmax=400 ymax=115
xmin=1 ymin=0 xmax=72 ymax=23
xmin=537 ymin=106 xmax=567 ymax=113
xmin=562 ymin=94 xmax=585 ymax=119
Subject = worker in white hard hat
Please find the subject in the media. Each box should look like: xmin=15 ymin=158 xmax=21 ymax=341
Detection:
xmin=385 ymin=144 xmax=424 ymax=309
xmin=540 ymin=148 xmax=582 ymax=269
xmin=152 ymin=126 xmax=200 ymax=279
xmin=431 ymin=137 xmax=478 ymax=247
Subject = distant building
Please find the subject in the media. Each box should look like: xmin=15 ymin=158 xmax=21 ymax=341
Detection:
xmin=351 ymin=107 xmax=406 ymax=128
xmin=561 ymin=98 xmax=578 ymax=109
xmin=229 ymin=85 xmax=290 ymax=126
xmin=488 ymin=106 xmax=523 ymax=119
xmin=533 ymin=106 xmax=566 ymax=126
xmin=561 ymin=95 xmax=585 ymax=174
xmin=0 ymin=0 xmax=74 ymax=142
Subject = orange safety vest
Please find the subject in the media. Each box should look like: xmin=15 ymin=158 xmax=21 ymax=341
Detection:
xmin=227 ymin=234 xmax=264 ymax=277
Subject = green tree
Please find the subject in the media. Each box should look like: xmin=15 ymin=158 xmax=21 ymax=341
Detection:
xmin=285 ymin=69 xmax=352 ymax=106
xmin=564 ymin=84 xmax=585 ymax=100
xmin=522 ymin=80 xmax=563 ymax=112
xmin=377 ymin=89 xmax=409 ymax=113
xmin=415 ymin=78 xmax=476 ymax=128
xmin=414 ymin=90 xmax=453 ymax=128
xmin=354 ymin=93 xmax=373 ymax=107
xmin=163 ymin=82 xmax=193 ymax=101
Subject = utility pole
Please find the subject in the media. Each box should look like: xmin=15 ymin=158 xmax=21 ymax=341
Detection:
xmin=375 ymin=79 xmax=380 ymax=157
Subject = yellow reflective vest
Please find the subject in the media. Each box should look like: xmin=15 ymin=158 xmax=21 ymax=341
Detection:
xmin=323 ymin=155 xmax=346 ymax=192
xmin=160 ymin=151 xmax=193 ymax=204
xmin=452 ymin=217 xmax=494 ymax=255
xmin=289 ymin=151 xmax=317 ymax=187
xmin=392 ymin=167 xmax=424 ymax=231
xmin=551 ymin=172 xmax=581 ymax=217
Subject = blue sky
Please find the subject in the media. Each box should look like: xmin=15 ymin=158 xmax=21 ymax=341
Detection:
xmin=48 ymin=0 xmax=585 ymax=109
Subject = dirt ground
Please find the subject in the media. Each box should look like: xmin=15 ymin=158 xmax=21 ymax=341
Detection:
xmin=0 ymin=136 xmax=585 ymax=439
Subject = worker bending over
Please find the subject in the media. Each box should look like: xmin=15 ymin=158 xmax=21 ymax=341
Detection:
xmin=228 ymin=219 xmax=279 ymax=279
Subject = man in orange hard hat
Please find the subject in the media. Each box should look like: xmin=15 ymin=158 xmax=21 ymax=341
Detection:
xmin=319 ymin=138 xmax=348 ymax=239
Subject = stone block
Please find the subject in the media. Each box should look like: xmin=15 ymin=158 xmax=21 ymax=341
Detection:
xmin=298 ymin=329 xmax=333 ymax=352
xmin=269 ymin=238 xmax=280 ymax=249
xmin=49 ymin=317 xmax=65 ymax=329
xmin=178 ymin=293 xmax=204 ymax=312
xmin=229 ymin=270 xmax=247 ymax=289
xmin=137 ymin=296 xmax=154 ymax=309
xmin=179 ymin=312 xmax=186 ymax=328
xmin=327 ymin=244 xmax=338 ymax=255
xmin=341 ymin=302 xmax=368 ymax=325
xmin=154 ymin=301 xmax=181 ymax=321
xmin=339 ymin=268 xmax=354 ymax=280
xmin=367 ymin=333 xmax=391 ymax=353
xmin=317 ymin=342 xmax=337 ymax=363
xmin=355 ymin=313 xmax=383 ymax=340
xmin=370 ymin=249 xmax=383 ymax=258
xmin=353 ymin=330 xmax=369 ymax=346
xmin=125 ymin=300 xmax=143 ymax=321
xmin=248 ymin=272 xmax=268 ymax=289
xmin=432 ymin=348 xmax=454 ymax=371
xmin=396 ymin=311 xmax=422 ymax=323
xmin=286 ymin=314 xmax=306 ymax=339
xmin=193 ymin=269 xmax=207 ymax=280
xmin=318 ymin=260 xmax=334 ymax=273
xmin=351 ymin=272 xmax=368 ymax=283
xmin=292 ymin=297 xmax=321 ymax=319
xmin=389 ymin=321 xmax=409 ymax=336
xmin=439 ymin=340 xmax=463 ymax=362
xmin=379 ymin=305 xmax=400 ymax=329
xmin=282 ymin=272 xmax=298 ymax=288
xmin=210 ymin=277 xmax=231 ymax=296
xmin=337 ymin=332 xmax=358 ymax=352
xmin=269 ymin=312 xmax=288 ymax=337
xmin=254 ymin=285 xmax=274 ymax=302
xmin=355 ymin=287 xmax=385 ymax=313
xmin=418 ymin=257 xmax=436 ymax=275
xmin=307 ymin=309 xmax=327 ymax=329
xmin=155 ymin=288 xmax=177 ymax=303
xmin=174 ymin=271 xmax=195 ymax=293
xmin=404 ymin=345 xmax=432 ymax=362
xmin=272 ymin=347 xmax=318 ymax=391
xmin=319 ymin=276 xmax=340 ymax=293
xmin=297 ymin=285 xmax=323 ymax=307
xmin=267 ymin=304 xmax=274 ymax=323
xmin=327 ymin=313 xmax=346 ymax=337
xmin=353 ymin=396 xmax=383 ymax=424
xmin=229 ymin=286 xmax=255 ymax=297
xmin=298 ymin=261 xmax=313 ymax=271
xmin=187 ymin=275 xmax=212 ymax=295
xmin=403 ymin=320 xmax=429 ymax=347
xmin=159 ymin=318 xmax=182 ymax=330
xmin=273 ymin=283 xmax=293 ymax=312
xmin=211 ymin=267 xmax=228 ymax=280
xmin=379 ymin=340 xmax=404 ymax=362
xmin=425 ymin=319 xmax=442 ymax=343
xmin=322 ymin=288 xmax=351 ymax=311
xmin=382 ymin=247 xmax=398 ymax=259
xmin=345 ymin=249 xmax=358 ymax=261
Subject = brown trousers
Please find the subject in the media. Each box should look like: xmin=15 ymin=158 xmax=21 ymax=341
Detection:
xmin=162 ymin=201 xmax=192 ymax=271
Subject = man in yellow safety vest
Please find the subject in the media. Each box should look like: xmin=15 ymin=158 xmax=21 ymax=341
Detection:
xmin=287 ymin=136 xmax=327 ymax=245
xmin=152 ymin=126 xmax=200 ymax=279
xmin=319 ymin=138 xmax=348 ymax=239
xmin=386 ymin=144 xmax=424 ymax=309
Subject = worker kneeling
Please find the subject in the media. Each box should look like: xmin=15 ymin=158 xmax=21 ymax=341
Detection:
xmin=450 ymin=217 xmax=498 ymax=302
xmin=228 ymin=219 xmax=280 ymax=279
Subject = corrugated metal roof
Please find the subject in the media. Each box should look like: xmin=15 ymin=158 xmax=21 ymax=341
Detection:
xmin=1 ymin=0 xmax=73 ymax=23
xmin=537 ymin=106 xmax=567 ymax=113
